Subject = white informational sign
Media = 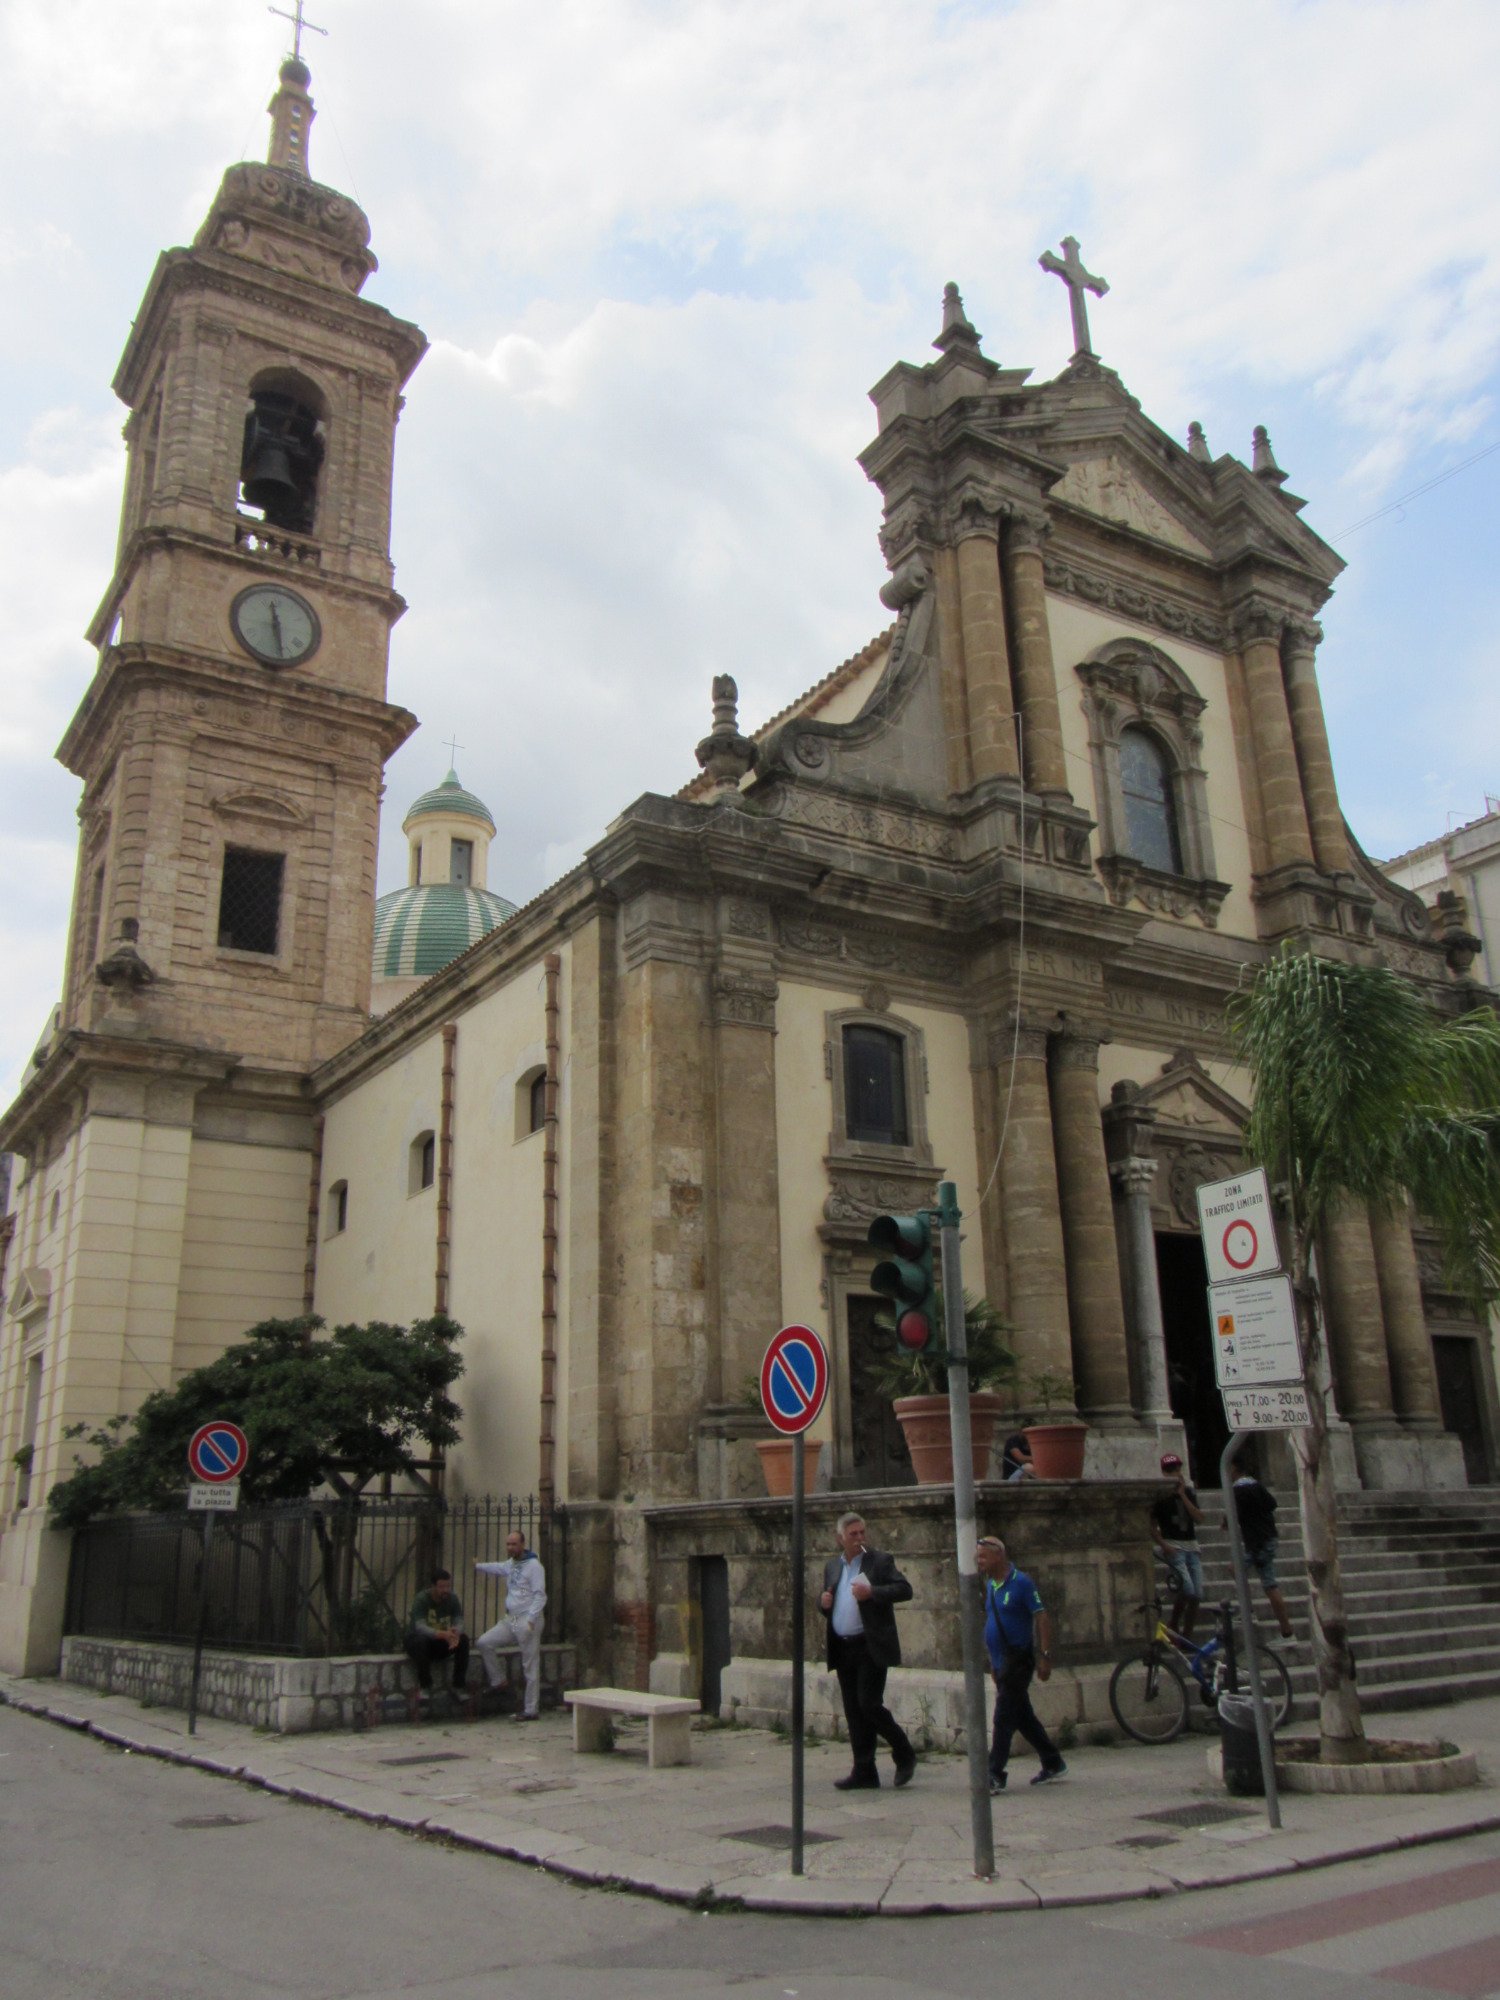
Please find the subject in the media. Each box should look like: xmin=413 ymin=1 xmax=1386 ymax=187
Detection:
xmin=1208 ymin=1274 xmax=1304 ymax=1386
xmin=1196 ymin=1167 xmax=1281 ymax=1285
xmin=188 ymin=1481 xmax=240 ymax=1512
xmin=1222 ymin=1384 xmax=1312 ymax=1430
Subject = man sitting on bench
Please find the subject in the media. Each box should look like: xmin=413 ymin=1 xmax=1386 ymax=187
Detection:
xmin=404 ymin=1568 xmax=470 ymax=1695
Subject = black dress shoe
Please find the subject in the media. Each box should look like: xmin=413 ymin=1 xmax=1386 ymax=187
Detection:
xmin=834 ymin=1771 xmax=881 ymax=1790
xmin=893 ymin=1755 xmax=917 ymax=1788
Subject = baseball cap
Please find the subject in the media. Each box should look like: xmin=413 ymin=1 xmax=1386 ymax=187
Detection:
xmin=1159 ymin=1452 xmax=1183 ymax=1471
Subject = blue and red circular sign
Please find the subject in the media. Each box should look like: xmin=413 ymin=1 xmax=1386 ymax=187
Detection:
xmin=188 ymin=1420 xmax=250 ymax=1484
xmin=760 ymin=1325 xmax=829 ymax=1437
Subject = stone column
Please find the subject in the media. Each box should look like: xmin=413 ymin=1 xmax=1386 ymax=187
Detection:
xmin=996 ymin=1015 xmax=1072 ymax=1391
xmin=1048 ymin=1029 xmax=1132 ymax=1423
xmin=1231 ymin=600 xmax=1314 ymax=873
xmin=1368 ymin=1199 xmax=1441 ymax=1426
xmin=930 ymin=545 xmax=976 ymax=795
xmin=1282 ymin=619 xmax=1351 ymax=874
xmin=954 ymin=526 xmax=1021 ymax=785
xmin=1109 ymin=1155 xmax=1173 ymax=1417
xmin=1002 ymin=512 xmax=1070 ymax=798
xmin=1319 ymin=1198 xmax=1395 ymax=1423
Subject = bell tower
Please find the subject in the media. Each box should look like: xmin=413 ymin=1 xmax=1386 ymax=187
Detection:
xmin=58 ymin=52 xmax=426 ymax=1069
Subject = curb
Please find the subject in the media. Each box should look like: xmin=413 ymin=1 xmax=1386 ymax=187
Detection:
xmin=6 ymin=1684 xmax=1499 ymax=1917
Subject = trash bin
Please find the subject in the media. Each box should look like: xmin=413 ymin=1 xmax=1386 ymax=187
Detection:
xmin=1218 ymin=1690 xmax=1264 ymax=1796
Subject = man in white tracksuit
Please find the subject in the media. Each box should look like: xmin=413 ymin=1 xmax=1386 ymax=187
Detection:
xmin=475 ymin=1530 xmax=547 ymax=1719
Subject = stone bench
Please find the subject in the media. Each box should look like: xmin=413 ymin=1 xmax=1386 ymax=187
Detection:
xmin=563 ymin=1687 xmax=700 ymax=1768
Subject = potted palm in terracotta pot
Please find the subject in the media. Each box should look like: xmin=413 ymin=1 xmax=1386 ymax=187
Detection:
xmin=1021 ymin=1367 xmax=1089 ymax=1479
xmin=872 ymin=1295 xmax=1017 ymax=1485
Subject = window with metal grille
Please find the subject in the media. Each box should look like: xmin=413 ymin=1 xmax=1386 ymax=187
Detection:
xmin=218 ymin=848 xmax=284 ymax=954
xmin=843 ymin=1025 xmax=909 ymax=1146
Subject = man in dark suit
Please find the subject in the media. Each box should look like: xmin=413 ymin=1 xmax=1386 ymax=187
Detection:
xmin=818 ymin=1511 xmax=917 ymax=1790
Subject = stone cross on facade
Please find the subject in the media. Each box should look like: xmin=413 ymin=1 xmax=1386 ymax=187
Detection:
xmin=1038 ymin=236 xmax=1109 ymax=357
xmin=269 ymin=0 xmax=328 ymax=62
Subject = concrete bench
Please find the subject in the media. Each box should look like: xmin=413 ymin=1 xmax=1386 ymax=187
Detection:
xmin=563 ymin=1687 xmax=700 ymax=1768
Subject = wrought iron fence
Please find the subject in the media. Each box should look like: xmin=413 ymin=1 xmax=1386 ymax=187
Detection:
xmin=64 ymin=1494 xmax=566 ymax=1658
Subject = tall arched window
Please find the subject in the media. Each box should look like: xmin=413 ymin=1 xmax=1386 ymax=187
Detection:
xmin=1119 ymin=727 xmax=1183 ymax=875
xmin=843 ymin=1025 xmax=909 ymax=1147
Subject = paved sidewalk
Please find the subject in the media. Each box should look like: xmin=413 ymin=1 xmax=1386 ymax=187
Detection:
xmin=4 ymin=1673 xmax=1498 ymax=1915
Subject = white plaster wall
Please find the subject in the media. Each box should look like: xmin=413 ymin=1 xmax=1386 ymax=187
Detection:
xmin=315 ymin=945 xmax=572 ymax=1503
xmin=1046 ymin=596 xmax=1258 ymax=941
xmin=774 ymin=979 xmax=986 ymax=1447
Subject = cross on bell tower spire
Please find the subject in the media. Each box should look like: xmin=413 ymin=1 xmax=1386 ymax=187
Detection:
xmin=1038 ymin=235 xmax=1109 ymax=358
xmin=269 ymin=0 xmax=328 ymax=64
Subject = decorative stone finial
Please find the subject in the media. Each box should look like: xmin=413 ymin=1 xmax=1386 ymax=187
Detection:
xmin=933 ymin=281 xmax=983 ymax=354
xmin=266 ymin=54 xmax=317 ymax=176
xmin=94 ymin=918 xmax=156 ymax=992
xmin=695 ymin=675 xmax=758 ymax=798
xmin=1187 ymin=421 xmax=1212 ymax=463
xmin=1251 ymin=424 xmax=1288 ymax=488
xmin=1038 ymin=236 xmax=1109 ymax=356
xmin=1436 ymin=890 xmax=1483 ymax=979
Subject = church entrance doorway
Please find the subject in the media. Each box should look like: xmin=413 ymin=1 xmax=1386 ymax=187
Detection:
xmin=1434 ymin=1335 xmax=1496 ymax=1484
xmin=845 ymin=1293 xmax=915 ymax=1489
xmin=1154 ymin=1232 xmax=1228 ymax=1483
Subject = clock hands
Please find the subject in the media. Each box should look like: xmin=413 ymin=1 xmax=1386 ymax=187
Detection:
xmin=268 ymin=600 xmax=286 ymax=656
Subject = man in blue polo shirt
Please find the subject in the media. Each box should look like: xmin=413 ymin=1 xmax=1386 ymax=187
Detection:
xmin=976 ymin=1535 xmax=1066 ymax=1794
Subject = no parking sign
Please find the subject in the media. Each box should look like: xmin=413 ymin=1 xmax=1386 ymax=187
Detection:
xmin=760 ymin=1325 xmax=829 ymax=1436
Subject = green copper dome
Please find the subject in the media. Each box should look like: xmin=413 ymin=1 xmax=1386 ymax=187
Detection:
xmin=373 ymin=883 xmax=517 ymax=981
xmin=402 ymin=768 xmax=496 ymax=832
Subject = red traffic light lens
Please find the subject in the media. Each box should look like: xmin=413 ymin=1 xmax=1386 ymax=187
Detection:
xmin=896 ymin=1308 xmax=931 ymax=1352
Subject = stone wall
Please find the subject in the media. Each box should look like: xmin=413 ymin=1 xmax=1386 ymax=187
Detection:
xmin=642 ymin=1479 xmax=1160 ymax=1691
xmin=60 ymin=1637 xmax=577 ymax=1734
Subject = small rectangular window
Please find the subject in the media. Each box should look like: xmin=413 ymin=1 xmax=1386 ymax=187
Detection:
xmin=843 ymin=1025 xmax=910 ymax=1146
xmin=327 ymin=1180 xmax=348 ymax=1235
xmin=218 ymin=848 xmax=284 ymax=954
xmin=450 ymin=839 xmax=473 ymax=886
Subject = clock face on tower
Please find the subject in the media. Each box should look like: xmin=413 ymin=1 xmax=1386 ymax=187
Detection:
xmin=230 ymin=583 xmax=321 ymax=667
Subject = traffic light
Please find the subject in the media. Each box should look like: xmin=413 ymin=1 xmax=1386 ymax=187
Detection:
xmin=868 ymin=1211 xmax=936 ymax=1352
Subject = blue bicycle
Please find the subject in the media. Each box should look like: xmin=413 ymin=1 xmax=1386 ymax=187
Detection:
xmin=1108 ymin=1589 xmax=1292 ymax=1744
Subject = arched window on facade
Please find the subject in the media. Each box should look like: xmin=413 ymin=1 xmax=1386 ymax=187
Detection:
xmin=842 ymin=1025 xmax=910 ymax=1148
xmin=1119 ymin=726 xmax=1184 ymax=875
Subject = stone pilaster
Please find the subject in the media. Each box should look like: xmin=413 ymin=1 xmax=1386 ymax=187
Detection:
xmin=701 ymin=967 xmax=782 ymax=1499
xmin=954 ymin=526 xmax=1021 ymax=785
xmin=927 ymin=545 xmax=975 ymax=796
xmin=1282 ymin=620 xmax=1351 ymax=874
xmin=995 ymin=1015 xmax=1071 ymax=1390
xmin=1108 ymin=1154 xmax=1172 ymax=1416
xmin=1230 ymin=599 xmax=1314 ymax=873
xmin=1002 ymin=512 xmax=1070 ymax=798
xmin=1047 ymin=1028 xmax=1132 ymax=1425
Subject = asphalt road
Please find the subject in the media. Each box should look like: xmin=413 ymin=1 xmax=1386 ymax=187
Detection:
xmin=5 ymin=1704 xmax=1498 ymax=1999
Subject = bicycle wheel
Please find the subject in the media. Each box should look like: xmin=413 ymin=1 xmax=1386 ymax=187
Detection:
xmin=1242 ymin=1641 xmax=1293 ymax=1728
xmin=1109 ymin=1650 xmax=1190 ymax=1744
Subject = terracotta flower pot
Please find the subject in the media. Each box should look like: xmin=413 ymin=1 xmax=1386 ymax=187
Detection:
xmin=892 ymin=1392 xmax=1006 ymax=1485
xmin=1023 ymin=1421 xmax=1089 ymax=1480
xmin=755 ymin=1436 xmax=818 ymax=1496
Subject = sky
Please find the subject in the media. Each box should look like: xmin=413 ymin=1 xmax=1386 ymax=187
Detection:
xmin=2 ymin=0 xmax=1498 ymax=1106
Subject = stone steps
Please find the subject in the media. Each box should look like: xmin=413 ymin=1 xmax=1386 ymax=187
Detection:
xmin=1189 ymin=1492 xmax=1500 ymax=1721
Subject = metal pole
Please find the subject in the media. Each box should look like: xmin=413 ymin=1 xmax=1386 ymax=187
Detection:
xmin=791 ymin=1429 xmax=806 ymax=1877
xmin=937 ymin=1180 xmax=995 ymax=1881
xmin=1219 ymin=1429 xmax=1281 ymax=1828
xmin=187 ymin=1511 xmax=213 ymax=1738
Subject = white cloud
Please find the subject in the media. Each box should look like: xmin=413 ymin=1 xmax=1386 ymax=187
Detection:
xmin=4 ymin=0 xmax=1500 ymax=1102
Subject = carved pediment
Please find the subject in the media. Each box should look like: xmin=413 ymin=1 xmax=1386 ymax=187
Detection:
xmin=9 ymin=1265 xmax=52 ymax=1325
xmin=1054 ymin=454 xmax=1211 ymax=557
xmin=210 ymin=788 xmax=308 ymax=827
xmin=1134 ymin=1048 xmax=1250 ymax=1139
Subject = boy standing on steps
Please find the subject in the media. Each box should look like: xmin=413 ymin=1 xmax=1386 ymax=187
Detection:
xmin=975 ymin=1536 xmax=1066 ymax=1795
xmin=1229 ymin=1455 xmax=1294 ymax=1639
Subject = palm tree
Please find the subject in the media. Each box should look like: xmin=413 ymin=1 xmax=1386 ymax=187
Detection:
xmin=1228 ymin=948 xmax=1500 ymax=1760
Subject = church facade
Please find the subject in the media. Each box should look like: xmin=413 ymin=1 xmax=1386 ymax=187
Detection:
xmin=1 ymin=61 xmax=1492 ymax=1678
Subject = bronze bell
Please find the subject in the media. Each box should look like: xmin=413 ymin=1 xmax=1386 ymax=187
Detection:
xmin=241 ymin=436 xmax=300 ymax=516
